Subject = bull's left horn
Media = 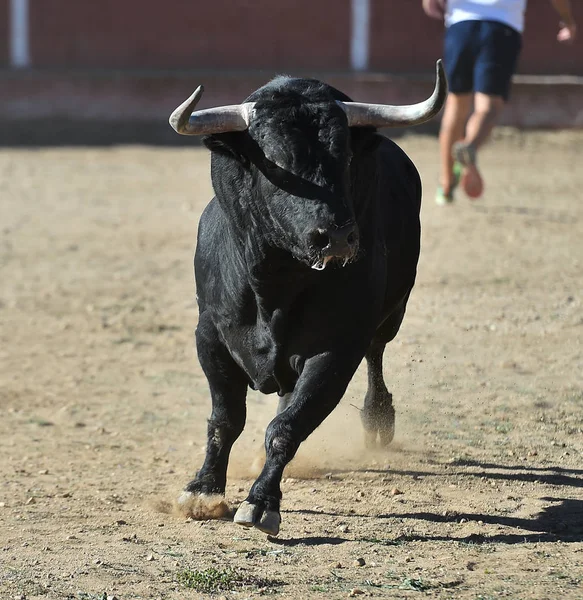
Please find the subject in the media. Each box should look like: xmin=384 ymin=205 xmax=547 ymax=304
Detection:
xmin=169 ymin=85 xmax=255 ymax=135
xmin=339 ymin=59 xmax=447 ymax=128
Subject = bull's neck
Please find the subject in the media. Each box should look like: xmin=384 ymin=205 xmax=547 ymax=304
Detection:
xmin=243 ymin=239 xmax=308 ymax=317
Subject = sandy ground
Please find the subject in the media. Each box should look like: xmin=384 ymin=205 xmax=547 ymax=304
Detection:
xmin=1 ymin=131 xmax=582 ymax=600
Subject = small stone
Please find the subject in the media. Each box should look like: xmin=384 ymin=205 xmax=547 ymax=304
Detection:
xmin=38 ymin=469 xmax=49 ymax=475
xmin=390 ymin=488 xmax=403 ymax=496
xmin=66 ymin=535 xmax=77 ymax=540
xmin=339 ymin=525 xmax=349 ymax=533
xmin=115 ymin=520 xmax=127 ymax=526
xmin=460 ymin=518 xmax=467 ymax=524
xmin=107 ymin=596 xmax=119 ymax=600
xmin=93 ymin=559 xmax=102 ymax=565
xmin=357 ymin=491 xmax=365 ymax=497
xmin=0 ymin=502 xmax=5 ymax=508
xmin=331 ymin=561 xmax=342 ymax=569
xmin=478 ymin=520 xmax=484 ymax=526
xmin=349 ymin=589 xmax=365 ymax=596
xmin=352 ymin=557 xmax=366 ymax=567
xmin=146 ymin=554 xmax=155 ymax=561
xmin=25 ymin=497 xmax=35 ymax=505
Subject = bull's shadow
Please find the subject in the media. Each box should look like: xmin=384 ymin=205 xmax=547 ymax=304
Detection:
xmin=288 ymin=499 xmax=583 ymax=545
xmin=360 ymin=458 xmax=583 ymax=489
xmin=284 ymin=458 xmax=583 ymax=544
xmin=387 ymin=497 xmax=583 ymax=544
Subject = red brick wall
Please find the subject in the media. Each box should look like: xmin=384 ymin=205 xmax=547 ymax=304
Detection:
xmin=368 ymin=0 xmax=583 ymax=75
xmin=0 ymin=0 xmax=582 ymax=74
xmin=521 ymin=2 xmax=583 ymax=74
xmin=0 ymin=0 xmax=8 ymax=66
xmin=28 ymin=0 xmax=350 ymax=69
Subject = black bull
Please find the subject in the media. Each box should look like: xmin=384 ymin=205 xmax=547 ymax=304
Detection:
xmin=168 ymin=62 xmax=447 ymax=535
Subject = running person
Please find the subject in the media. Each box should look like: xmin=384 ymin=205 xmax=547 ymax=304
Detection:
xmin=422 ymin=0 xmax=577 ymax=203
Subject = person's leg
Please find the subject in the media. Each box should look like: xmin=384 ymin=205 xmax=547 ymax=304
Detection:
xmin=452 ymin=92 xmax=503 ymax=198
xmin=439 ymin=93 xmax=472 ymax=198
xmin=454 ymin=20 xmax=522 ymax=199
xmin=465 ymin=92 xmax=505 ymax=149
xmin=437 ymin=20 xmax=476 ymax=204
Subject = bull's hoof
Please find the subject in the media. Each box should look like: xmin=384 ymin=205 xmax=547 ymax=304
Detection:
xmin=364 ymin=430 xmax=378 ymax=450
xmin=233 ymin=500 xmax=255 ymax=527
xmin=176 ymin=490 xmax=233 ymax=520
xmin=256 ymin=510 xmax=281 ymax=536
xmin=233 ymin=500 xmax=281 ymax=536
xmin=178 ymin=490 xmax=195 ymax=506
xmin=364 ymin=423 xmax=395 ymax=449
xmin=379 ymin=422 xmax=395 ymax=447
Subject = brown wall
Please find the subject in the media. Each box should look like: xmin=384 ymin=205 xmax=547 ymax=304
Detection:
xmin=0 ymin=1 xmax=582 ymax=74
xmin=520 ymin=2 xmax=583 ymax=74
xmin=369 ymin=1 xmax=583 ymax=75
xmin=29 ymin=0 xmax=350 ymax=70
xmin=0 ymin=0 xmax=8 ymax=66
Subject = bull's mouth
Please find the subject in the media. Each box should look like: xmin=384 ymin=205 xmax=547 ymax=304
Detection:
xmin=309 ymin=252 xmax=357 ymax=271
xmin=311 ymin=256 xmax=351 ymax=271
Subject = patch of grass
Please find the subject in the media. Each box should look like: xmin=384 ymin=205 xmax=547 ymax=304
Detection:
xmin=384 ymin=573 xmax=463 ymax=592
xmin=310 ymin=585 xmax=329 ymax=592
xmin=77 ymin=593 xmax=109 ymax=600
xmin=177 ymin=568 xmax=238 ymax=593
xmin=360 ymin=537 xmax=402 ymax=546
xmin=399 ymin=578 xmax=432 ymax=592
xmin=176 ymin=567 xmax=282 ymax=594
xmin=27 ymin=417 xmax=54 ymax=427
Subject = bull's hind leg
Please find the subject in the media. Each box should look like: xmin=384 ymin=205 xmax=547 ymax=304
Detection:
xmin=234 ymin=348 xmax=365 ymax=535
xmin=361 ymin=342 xmax=395 ymax=449
xmin=180 ymin=313 xmax=248 ymax=502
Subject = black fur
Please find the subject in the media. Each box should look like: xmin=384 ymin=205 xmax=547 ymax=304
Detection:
xmin=183 ymin=76 xmax=422 ymax=525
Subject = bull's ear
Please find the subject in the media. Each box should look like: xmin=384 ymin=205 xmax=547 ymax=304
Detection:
xmin=203 ymin=133 xmax=250 ymax=168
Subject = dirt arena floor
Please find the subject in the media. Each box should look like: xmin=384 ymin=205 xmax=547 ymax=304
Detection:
xmin=1 ymin=130 xmax=582 ymax=600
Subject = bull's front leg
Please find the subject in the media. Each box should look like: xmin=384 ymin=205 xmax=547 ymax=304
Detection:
xmin=233 ymin=346 xmax=366 ymax=535
xmin=180 ymin=312 xmax=248 ymax=503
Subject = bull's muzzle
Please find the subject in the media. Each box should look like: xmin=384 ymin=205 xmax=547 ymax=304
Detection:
xmin=308 ymin=223 xmax=359 ymax=270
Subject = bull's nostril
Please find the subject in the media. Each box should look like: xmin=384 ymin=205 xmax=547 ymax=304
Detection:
xmin=310 ymin=231 xmax=330 ymax=250
xmin=347 ymin=231 xmax=356 ymax=245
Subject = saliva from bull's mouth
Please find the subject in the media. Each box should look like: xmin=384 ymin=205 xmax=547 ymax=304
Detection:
xmin=310 ymin=255 xmax=351 ymax=270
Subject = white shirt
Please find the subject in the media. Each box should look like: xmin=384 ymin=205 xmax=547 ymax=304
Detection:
xmin=445 ymin=0 xmax=527 ymax=33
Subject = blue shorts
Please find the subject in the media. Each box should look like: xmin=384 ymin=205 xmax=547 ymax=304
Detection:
xmin=444 ymin=20 xmax=522 ymax=101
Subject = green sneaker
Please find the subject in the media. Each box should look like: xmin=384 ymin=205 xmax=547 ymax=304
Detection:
xmin=435 ymin=186 xmax=454 ymax=205
xmin=452 ymin=161 xmax=462 ymax=188
xmin=435 ymin=162 xmax=462 ymax=205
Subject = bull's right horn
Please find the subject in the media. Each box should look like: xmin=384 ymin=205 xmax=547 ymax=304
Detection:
xmin=169 ymin=85 xmax=255 ymax=135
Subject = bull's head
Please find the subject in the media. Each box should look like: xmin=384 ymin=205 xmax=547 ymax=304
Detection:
xmin=169 ymin=61 xmax=446 ymax=270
